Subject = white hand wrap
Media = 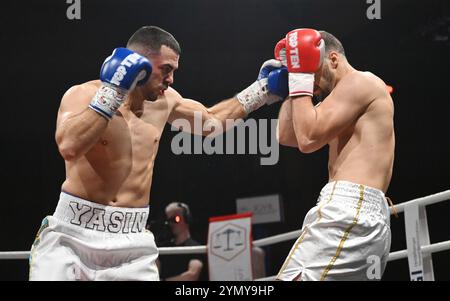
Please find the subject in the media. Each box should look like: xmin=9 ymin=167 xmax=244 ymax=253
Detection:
xmin=288 ymin=73 xmax=314 ymax=97
xmin=237 ymin=79 xmax=281 ymax=114
xmin=88 ymin=84 xmax=127 ymax=120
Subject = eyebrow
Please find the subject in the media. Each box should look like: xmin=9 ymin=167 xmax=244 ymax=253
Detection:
xmin=160 ymin=63 xmax=177 ymax=71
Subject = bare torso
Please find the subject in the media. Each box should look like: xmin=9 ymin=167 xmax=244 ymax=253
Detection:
xmin=327 ymin=72 xmax=395 ymax=192
xmin=61 ymin=80 xmax=174 ymax=207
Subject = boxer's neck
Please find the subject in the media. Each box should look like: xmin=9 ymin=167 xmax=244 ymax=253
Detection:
xmin=123 ymin=89 xmax=145 ymax=116
xmin=333 ymin=61 xmax=356 ymax=88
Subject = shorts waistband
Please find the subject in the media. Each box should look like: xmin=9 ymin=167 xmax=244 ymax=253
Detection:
xmin=320 ymin=180 xmax=386 ymax=206
xmin=53 ymin=191 xmax=149 ymax=234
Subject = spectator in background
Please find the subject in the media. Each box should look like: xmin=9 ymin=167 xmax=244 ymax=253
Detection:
xmin=157 ymin=202 xmax=205 ymax=281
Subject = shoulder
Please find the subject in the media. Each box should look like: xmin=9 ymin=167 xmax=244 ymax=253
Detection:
xmin=339 ymin=71 xmax=374 ymax=91
xmin=163 ymin=87 xmax=183 ymax=103
xmin=341 ymin=72 xmax=394 ymax=120
xmin=348 ymin=71 xmax=388 ymax=96
xmin=56 ymin=80 xmax=101 ymax=124
xmin=64 ymin=80 xmax=100 ymax=97
xmin=356 ymin=72 xmax=393 ymax=108
xmin=336 ymin=71 xmax=387 ymax=105
xmin=160 ymin=86 xmax=185 ymax=112
xmin=61 ymin=80 xmax=100 ymax=105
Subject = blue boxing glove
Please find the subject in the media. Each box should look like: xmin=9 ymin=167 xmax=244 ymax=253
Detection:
xmin=237 ymin=59 xmax=288 ymax=114
xmin=89 ymin=48 xmax=152 ymax=120
xmin=267 ymin=67 xmax=288 ymax=104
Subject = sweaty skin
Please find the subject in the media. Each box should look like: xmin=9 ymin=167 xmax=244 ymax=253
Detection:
xmin=277 ymin=55 xmax=395 ymax=193
xmin=56 ymin=46 xmax=246 ymax=207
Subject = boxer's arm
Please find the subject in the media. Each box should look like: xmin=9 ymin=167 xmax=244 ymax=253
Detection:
xmin=291 ymin=73 xmax=371 ymax=153
xmin=167 ymin=60 xmax=287 ymax=136
xmin=55 ymin=83 xmax=109 ymax=161
xmin=167 ymin=87 xmax=246 ymax=136
xmin=277 ymin=99 xmax=298 ymax=147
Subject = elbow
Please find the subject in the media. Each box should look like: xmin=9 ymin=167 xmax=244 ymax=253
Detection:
xmin=56 ymin=130 xmax=81 ymax=161
xmin=297 ymin=136 xmax=317 ymax=154
xmin=298 ymin=144 xmax=316 ymax=154
xmin=57 ymin=140 xmax=79 ymax=161
xmin=277 ymin=132 xmax=291 ymax=147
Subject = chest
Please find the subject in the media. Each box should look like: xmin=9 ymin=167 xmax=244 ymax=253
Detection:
xmin=98 ymin=102 xmax=169 ymax=157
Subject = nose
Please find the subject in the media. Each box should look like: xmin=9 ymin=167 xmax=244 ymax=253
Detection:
xmin=165 ymin=72 xmax=174 ymax=85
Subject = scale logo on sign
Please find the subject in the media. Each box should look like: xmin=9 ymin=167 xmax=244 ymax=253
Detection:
xmin=210 ymin=223 xmax=247 ymax=261
xmin=208 ymin=212 xmax=253 ymax=280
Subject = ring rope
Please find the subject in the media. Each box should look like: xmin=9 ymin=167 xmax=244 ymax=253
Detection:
xmin=1 ymin=189 xmax=450 ymax=281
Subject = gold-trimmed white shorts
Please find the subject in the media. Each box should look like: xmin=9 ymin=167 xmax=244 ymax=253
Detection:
xmin=277 ymin=181 xmax=391 ymax=281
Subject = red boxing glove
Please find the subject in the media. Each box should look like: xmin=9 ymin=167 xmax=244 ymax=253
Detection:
xmin=285 ymin=28 xmax=325 ymax=97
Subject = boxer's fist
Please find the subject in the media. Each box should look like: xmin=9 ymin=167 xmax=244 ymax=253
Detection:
xmin=89 ymin=48 xmax=152 ymax=120
xmin=237 ymin=59 xmax=288 ymax=114
xmin=285 ymin=29 xmax=324 ymax=74
xmin=267 ymin=67 xmax=288 ymax=103
xmin=100 ymin=48 xmax=152 ymax=90
xmin=284 ymin=29 xmax=324 ymax=97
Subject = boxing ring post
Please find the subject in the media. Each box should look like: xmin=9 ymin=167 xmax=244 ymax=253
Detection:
xmin=389 ymin=190 xmax=450 ymax=281
xmin=403 ymin=203 xmax=434 ymax=280
xmin=1 ymin=190 xmax=450 ymax=281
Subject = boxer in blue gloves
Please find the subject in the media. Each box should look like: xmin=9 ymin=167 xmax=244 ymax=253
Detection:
xmin=29 ymin=26 xmax=287 ymax=281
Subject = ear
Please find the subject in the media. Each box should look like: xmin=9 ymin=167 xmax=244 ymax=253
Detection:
xmin=329 ymin=51 xmax=340 ymax=69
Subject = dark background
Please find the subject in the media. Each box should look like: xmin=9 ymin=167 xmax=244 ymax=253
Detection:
xmin=1 ymin=0 xmax=449 ymax=281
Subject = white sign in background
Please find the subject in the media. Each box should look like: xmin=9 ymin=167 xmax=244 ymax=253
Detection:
xmin=236 ymin=194 xmax=283 ymax=224
xmin=208 ymin=213 xmax=253 ymax=281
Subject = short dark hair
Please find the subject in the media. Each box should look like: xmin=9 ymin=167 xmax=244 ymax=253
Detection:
xmin=319 ymin=31 xmax=345 ymax=57
xmin=127 ymin=26 xmax=181 ymax=55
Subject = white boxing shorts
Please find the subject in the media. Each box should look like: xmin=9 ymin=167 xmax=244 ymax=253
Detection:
xmin=29 ymin=192 xmax=159 ymax=281
xmin=277 ymin=181 xmax=391 ymax=281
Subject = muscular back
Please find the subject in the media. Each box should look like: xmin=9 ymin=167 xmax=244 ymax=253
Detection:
xmin=328 ymin=72 xmax=395 ymax=192
xmin=58 ymin=81 xmax=175 ymax=207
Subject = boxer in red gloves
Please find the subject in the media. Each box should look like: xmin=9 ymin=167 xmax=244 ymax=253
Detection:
xmin=276 ymin=29 xmax=395 ymax=281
